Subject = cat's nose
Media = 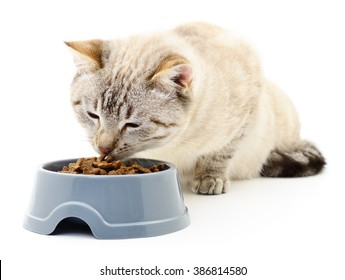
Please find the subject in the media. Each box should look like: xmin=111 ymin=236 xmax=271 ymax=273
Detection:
xmin=99 ymin=146 xmax=114 ymax=154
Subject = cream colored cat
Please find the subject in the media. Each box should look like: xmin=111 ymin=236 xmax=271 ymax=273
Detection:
xmin=66 ymin=22 xmax=325 ymax=194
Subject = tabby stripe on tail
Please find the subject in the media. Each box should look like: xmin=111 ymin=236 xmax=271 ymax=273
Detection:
xmin=261 ymin=141 xmax=326 ymax=177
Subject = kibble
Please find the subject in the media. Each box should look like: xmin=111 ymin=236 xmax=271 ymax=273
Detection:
xmin=59 ymin=154 xmax=167 ymax=175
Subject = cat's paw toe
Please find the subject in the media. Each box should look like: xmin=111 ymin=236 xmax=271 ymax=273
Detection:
xmin=192 ymin=176 xmax=229 ymax=195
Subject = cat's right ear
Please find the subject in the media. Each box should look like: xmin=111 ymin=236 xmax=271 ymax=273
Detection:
xmin=65 ymin=40 xmax=103 ymax=72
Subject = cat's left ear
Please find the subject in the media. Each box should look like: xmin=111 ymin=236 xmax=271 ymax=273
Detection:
xmin=65 ymin=40 xmax=103 ymax=72
xmin=150 ymin=55 xmax=193 ymax=94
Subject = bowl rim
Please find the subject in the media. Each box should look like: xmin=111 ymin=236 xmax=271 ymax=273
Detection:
xmin=39 ymin=157 xmax=174 ymax=178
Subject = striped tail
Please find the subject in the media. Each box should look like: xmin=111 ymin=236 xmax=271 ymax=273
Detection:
xmin=261 ymin=141 xmax=326 ymax=177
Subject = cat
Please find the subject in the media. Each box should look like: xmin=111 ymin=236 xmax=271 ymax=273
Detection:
xmin=65 ymin=22 xmax=325 ymax=195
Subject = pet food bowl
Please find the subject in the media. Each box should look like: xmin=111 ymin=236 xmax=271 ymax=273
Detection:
xmin=23 ymin=158 xmax=190 ymax=239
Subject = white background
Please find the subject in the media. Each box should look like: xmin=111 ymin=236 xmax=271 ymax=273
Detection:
xmin=1 ymin=0 xmax=344 ymax=279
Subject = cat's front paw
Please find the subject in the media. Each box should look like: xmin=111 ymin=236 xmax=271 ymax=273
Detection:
xmin=192 ymin=175 xmax=230 ymax=195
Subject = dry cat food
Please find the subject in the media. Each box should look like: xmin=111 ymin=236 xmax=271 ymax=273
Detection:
xmin=59 ymin=154 xmax=167 ymax=175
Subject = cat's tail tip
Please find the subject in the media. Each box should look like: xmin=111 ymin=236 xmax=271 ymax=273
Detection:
xmin=260 ymin=141 xmax=326 ymax=178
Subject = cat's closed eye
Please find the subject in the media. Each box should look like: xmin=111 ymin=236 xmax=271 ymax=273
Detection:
xmin=87 ymin=111 xmax=99 ymax=119
xmin=125 ymin=122 xmax=140 ymax=128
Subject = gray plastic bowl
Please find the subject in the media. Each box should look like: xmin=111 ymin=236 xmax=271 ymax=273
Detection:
xmin=23 ymin=158 xmax=190 ymax=239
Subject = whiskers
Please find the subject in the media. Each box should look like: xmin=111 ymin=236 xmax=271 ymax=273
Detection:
xmin=135 ymin=158 xmax=152 ymax=168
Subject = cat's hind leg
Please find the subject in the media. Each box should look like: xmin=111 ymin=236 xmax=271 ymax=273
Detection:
xmin=260 ymin=140 xmax=326 ymax=177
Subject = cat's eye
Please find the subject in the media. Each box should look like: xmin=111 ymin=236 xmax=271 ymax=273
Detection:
xmin=125 ymin=122 xmax=140 ymax=128
xmin=87 ymin=111 xmax=99 ymax=119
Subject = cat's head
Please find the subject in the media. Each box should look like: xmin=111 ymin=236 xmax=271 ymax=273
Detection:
xmin=66 ymin=38 xmax=193 ymax=159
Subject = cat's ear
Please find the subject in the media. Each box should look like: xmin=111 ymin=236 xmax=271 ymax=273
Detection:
xmin=65 ymin=40 xmax=103 ymax=72
xmin=150 ymin=55 xmax=193 ymax=94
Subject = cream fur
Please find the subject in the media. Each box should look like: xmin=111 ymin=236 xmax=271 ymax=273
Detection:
xmin=66 ymin=22 xmax=323 ymax=195
xmin=138 ymin=23 xmax=300 ymax=183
